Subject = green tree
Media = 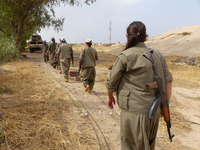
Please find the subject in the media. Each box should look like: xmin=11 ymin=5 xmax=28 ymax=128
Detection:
xmin=0 ymin=32 xmax=18 ymax=63
xmin=0 ymin=0 xmax=96 ymax=53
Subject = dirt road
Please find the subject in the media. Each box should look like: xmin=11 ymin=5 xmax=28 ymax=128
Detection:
xmin=12 ymin=50 xmax=200 ymax=149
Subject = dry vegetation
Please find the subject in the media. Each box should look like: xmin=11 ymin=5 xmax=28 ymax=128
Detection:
xmin=73 ymin=45 xmax=123 ymax=51
xmin=165 ymin=55 xmax=200 ymax=88
xmin=0 ymin=49 xmax=199 ymax=150
xmin=96 ymin=52 xmax=200 ymax=89
xmin=156 ymin=94 xmax=194 ymax=150
xmin=95 ymin=53 xmax=199 ymax=150
xmin=0 ymin=61 xmax=103 ymax=150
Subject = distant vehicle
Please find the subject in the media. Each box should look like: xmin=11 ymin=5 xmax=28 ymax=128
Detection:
xmin=27 ymin=34 xmax=43 ymax=53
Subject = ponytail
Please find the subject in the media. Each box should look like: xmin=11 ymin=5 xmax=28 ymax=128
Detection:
xmin=124 ymin=21 xmax=148 ymax=50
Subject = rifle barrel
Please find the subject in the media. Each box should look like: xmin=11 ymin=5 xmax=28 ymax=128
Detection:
xmin=167 ymin=121 xmax=174 ymax=142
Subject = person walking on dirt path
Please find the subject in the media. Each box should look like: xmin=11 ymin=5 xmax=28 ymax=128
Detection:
xmin=106 ymin=21 xmax=173 ymax=150
xmin=78 ymin=39 xmax=98 ymax=93
xmin=55 ymin=38 xmax=62 ymax=73
xmin=55 ymin=38 xmax=62 ymax=54
xmin=47 ymin=37 xmax=57 ymax=65
xmin=56 ymin=37 xmax=74 ymax=82
xmin=42 ymin=40 xmax=49 ymax=63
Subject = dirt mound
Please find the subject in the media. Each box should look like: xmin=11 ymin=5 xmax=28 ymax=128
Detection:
xmin=106 ymin=46 xmax=125 ymax=56
xmin=145 ymin=25 xmax=200 ymax=56
xmin=107 ymin=25 xmax=200 ymax=57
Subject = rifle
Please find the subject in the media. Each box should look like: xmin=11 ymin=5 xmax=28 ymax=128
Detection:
xmin=52 ymin=56 xmax=59 ymax=69
xmin=143 ymin=49 xmax=174 ymax=142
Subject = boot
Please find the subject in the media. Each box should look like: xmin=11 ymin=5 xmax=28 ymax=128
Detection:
xmin=64 ymin=77 xmax=69 ymax=82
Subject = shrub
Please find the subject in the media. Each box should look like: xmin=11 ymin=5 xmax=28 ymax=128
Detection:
xmin=0 ymin=32 xmax=18 ymax=63
xmin=0 ymin=126 xmax=5 ymax=143
xmin=182 ymin=32 xmax=191 ymax=35
xmin=0 ymin=85 xmax=13 ymax=94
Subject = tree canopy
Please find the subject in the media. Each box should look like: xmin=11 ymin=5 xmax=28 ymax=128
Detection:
xmin=0 ymin=0 xmax=96 ymax=52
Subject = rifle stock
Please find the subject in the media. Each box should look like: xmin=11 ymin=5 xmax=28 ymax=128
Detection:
xmin=161 ymin=105 xmax=174 ymax=142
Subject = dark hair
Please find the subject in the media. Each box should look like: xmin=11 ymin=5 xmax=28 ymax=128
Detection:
xmin=86 ymin=42 xmax=92 ymax=47
xmin=51 ymin=37 xmax=55 ymax=42
xmin=124 ymin=21 xmax=148 ymax=50
xmin=51 ymin=37 xmax=56 ymax=49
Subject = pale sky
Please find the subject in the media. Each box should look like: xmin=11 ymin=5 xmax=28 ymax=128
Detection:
xmin=39 ymin=0 xmax=200 ymax=44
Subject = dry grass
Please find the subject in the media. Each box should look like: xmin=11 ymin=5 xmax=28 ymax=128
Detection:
xmin=168 ymin=63 xmax=200 ymax=88
xmin=94 ymin=53 xmax=198 ymax=149
xmin=73 ymin=45 xmax=122 ymax=51
xmin=0 ymin=61 xmax=101 ymax=150
xmin=156 ymin=94 xmax=194 ymax=150
xmin=165 ymin=55 xmax=200 ymax=88
xmin=0 ymin=51 xmax=199 ymax=150
xmin=95 ymin=52 xmax=200 ymax=88
xmin=97 ymin=52 xmax=116 ymax=68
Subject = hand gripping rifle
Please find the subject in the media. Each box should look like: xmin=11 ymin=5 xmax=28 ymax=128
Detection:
xmin=143 ymin=49 xmax=174 ymax=142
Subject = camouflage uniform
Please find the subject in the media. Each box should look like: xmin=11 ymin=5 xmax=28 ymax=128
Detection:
xmin=106 ymin=42 xmax=173 ymax=150
xmin=57 ymin=43 xmax=73 ymax=79
xmin=48 ymin=41 xmax=57 ymax=64
xmin=55 ymin=42 xmax=62 ymax=69
xmin=55 ymin=42 xmax=62 ymax=54
xmin=79 ymin=47 xmax=98 ymax=90
xmin=42 ymin=44 xmax=49 ymax=62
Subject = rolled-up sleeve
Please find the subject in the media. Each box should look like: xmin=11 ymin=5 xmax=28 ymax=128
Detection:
xmin=57 ymin=46 xmax=61 ymax=55
xmin=106 ymin=55 xmax=126 ymax=92
xmin=163 ymin=58 xmax=173 ymax=84
xmin=70 ymin=46 xmax=73 ymax=58
xmin=95 ymin=51 xmax=98 ymax=60
xmin=78 ymin=49 xmax=84 ymax=63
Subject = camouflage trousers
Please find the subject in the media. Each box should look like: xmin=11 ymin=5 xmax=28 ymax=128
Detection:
xmin=81 ymin=67 xmax=96 ymax=90
xmin=43 ymin=52 xmax=49 ymax=62
xmin=60 ymin=58 xmax=70 ymax=79
xmin=120 ymin=108 xmax=160 ymax=150
xmin=49 ymin=51 xmax=55 ymax=65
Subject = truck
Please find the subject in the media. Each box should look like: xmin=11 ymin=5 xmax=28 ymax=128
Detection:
xmin=27 ymin=34 xmax=43 ymax=53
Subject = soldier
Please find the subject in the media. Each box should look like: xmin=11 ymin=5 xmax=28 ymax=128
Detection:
xmin=56 ymin=37 xmax=74 ymax=82
xmin=78 ymin=39 xmax=98 ymax=93
xmin=55 ymin=38 xmax=62 ymax=54
xmin=106 ymin=21 xmax=173 ymax=150
xmin=47 ymin=37 xmax=57 ymax=65
xmin=55 ymin=38 xmax=62 ymax=73
xmin=42 ymin=40 xmax=49 ymax=63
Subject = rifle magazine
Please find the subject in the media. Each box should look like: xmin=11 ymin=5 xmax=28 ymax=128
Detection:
xmin=148 ymin=96 xmax=161 ymax=119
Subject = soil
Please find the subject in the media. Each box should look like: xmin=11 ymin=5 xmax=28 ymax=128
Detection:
xmin=2 ymin=50 xmax=200 ymax=150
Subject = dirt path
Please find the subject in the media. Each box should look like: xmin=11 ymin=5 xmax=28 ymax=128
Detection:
xmin=22 ymin=51 xmax=121 ymax=150
xmin=20 ymin=50 xmax=200 ymax=150
xmin=171 ymin=87 xmax=200 ymax=149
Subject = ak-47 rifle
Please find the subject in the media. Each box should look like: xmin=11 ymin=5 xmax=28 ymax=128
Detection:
xmin=143 ymin=49 xmax=174 ymax=142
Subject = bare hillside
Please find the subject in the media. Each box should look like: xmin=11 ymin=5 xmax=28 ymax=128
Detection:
xmin=145 ymin=25 xmax=200 ymax=56
xmin=107 ymin=25 xmax=200 ymax=57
